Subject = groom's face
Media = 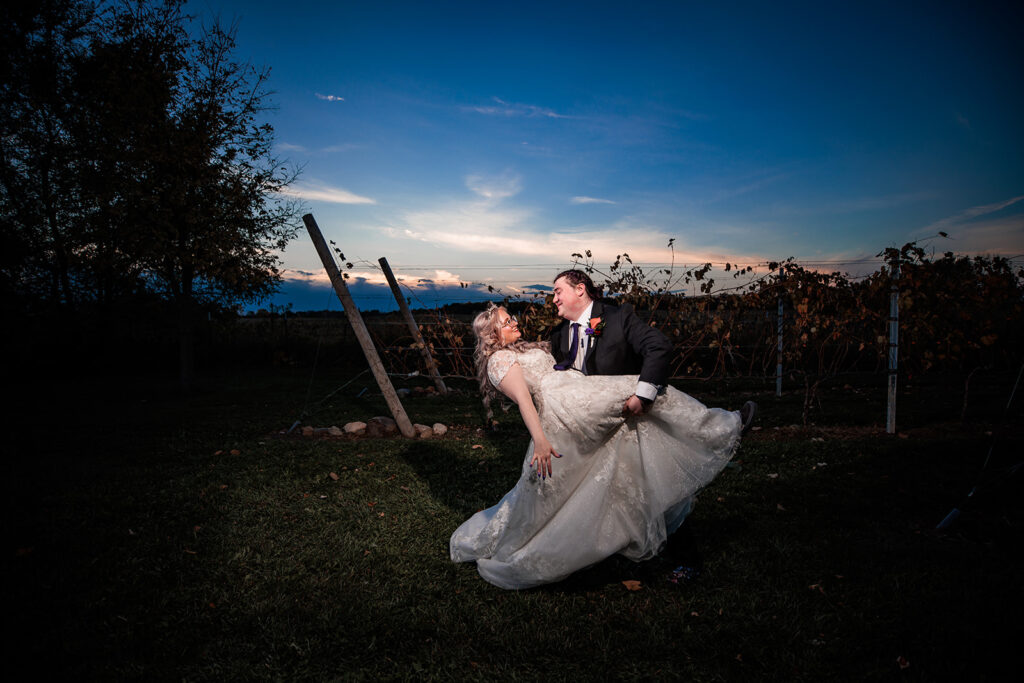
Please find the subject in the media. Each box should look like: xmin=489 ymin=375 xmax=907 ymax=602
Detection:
xmin=552 ymin=276 xmax=588 ymax=321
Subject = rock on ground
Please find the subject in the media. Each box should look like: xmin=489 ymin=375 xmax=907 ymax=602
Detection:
xmin=414 ymin=423 xmax=434 ymax=438
xmin=344 ymin=421 xmax=367 ymax=435
xmin=432 ymin=423 xmax=448 ymax=436
xmin=369 ymin=416 xmax=397 ymax=434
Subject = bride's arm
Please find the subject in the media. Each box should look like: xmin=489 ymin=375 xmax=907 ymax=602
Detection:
xmin=497 ymin=363 xmax=561 ymax=478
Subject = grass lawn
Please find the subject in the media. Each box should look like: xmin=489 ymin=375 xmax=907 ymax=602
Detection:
xmin=4 ymin=364 xmax=1021 ymax=680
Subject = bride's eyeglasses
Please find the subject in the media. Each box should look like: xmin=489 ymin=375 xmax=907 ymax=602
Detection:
xmin=500 ymin=316 xmax=519 ymax=329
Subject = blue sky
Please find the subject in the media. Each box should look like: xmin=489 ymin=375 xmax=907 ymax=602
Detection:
xmin=193 ymin=0 xmax=1024 ymax=311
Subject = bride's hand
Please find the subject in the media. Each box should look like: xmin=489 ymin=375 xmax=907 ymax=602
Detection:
xmin=530 ymin=438 xmax=562 ymax=478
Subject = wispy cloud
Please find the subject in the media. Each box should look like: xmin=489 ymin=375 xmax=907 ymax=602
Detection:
xmin=315 ymin=93 xmax=345 ymax=102
xmin=768 ymin=190 xmax=935 ymax=217
xmin=268 ymin=267 xmax=497 ymax=312
xmin=277 ymin=142 xmax=361 ymax=155
xmin=280 ymin=182 xmax=376 ymax=205
xmin=396 ymin=204 xmax=751 ymax=266
xmin=706 ymin=170 xmax=793 ymax=204
xmin=571 ymin=196 xmax=616 ymax=205
xmin=281 ymin=267 xmax=472 ymax=289
xmin=913 ymin=195 xmax=1024 ymax=254
xmin=465 ymin=172 xmax=522 ymax=200
xmin=321 ymin=143 xmax=361 ymax=153
xmin=469 ymin=96 xmax=570 ymax=119
xmin=918 ymin=195 xmax=1024 ymax=234
xmin=945 ymin=217 xmax=1024 ymax=254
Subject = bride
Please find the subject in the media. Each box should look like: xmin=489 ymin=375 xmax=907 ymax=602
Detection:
xmin=449 ymin=304 xmax=748 ymax=590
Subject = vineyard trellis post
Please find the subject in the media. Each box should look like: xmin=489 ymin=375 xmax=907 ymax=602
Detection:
xmin=776 ymin=295 xmax=784 ymax=397
xmin=302 ymin=214 xmax=417 ymax=438
xmin=378 ymin=257 xmax=448 ymax=395
xmin=886 ymin=255 xmax=900 ymax=434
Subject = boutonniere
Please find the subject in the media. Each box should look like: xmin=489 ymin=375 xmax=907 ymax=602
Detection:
xmin=585 ymin=317 xmax=605 ymax=337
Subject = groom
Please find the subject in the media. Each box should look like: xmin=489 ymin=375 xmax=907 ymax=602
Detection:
xmin=550 ymin=269 xmax=757 ymax=427
xmin=549 ymin=269 xmax=756 ymax=579
xmin=550 ymin=269 xmax=672 ymax=415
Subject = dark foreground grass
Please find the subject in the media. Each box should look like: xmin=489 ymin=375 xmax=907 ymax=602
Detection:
xmin=4 ymin=366 xmax=1021 ymax=680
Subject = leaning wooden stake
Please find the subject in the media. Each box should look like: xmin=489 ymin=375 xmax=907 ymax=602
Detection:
xmin=378 ymin=257 xmax=448 ymax=396
xmin=302 ymin=214 xmax=416 ymax=438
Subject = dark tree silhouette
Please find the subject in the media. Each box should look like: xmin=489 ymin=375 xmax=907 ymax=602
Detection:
xmin=1 ymin=0 xmax=302 ymax=388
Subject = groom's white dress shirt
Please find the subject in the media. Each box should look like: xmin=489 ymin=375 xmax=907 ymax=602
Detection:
xmin=570 ymin=303 xmax=594 ymax=372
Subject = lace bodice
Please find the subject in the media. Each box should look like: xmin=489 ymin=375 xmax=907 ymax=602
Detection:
xmin=486 ymin=348 xmax=557 ymax=392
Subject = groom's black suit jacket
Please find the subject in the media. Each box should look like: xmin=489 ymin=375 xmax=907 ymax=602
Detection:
xmin=549 ymin=300 xmax=672 ymax=388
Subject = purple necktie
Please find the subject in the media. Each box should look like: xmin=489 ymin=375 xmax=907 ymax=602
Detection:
xmin=553 ymin=323 xmax=580 ymax=371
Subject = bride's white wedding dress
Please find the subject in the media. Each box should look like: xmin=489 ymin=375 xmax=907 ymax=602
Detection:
xmin=450 ymin=347 xmax=742 ymax=589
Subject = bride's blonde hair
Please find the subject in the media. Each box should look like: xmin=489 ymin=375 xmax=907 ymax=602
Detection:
xmin=472 ymin=303 xmax=549 ymax=419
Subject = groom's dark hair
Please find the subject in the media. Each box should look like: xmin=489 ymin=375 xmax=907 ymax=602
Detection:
xmin=554 ymin=270 xmax=603 ymax=301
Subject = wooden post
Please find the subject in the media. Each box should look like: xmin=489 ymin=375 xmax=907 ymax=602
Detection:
xmin=886 ymin=256 xmax=900 ymax=434
xmin=302 ymin=214 xmax=416 ymax=438
xmin=378 ymin=257 xmax=448 ymax=395
xmin=776 ymin=296 xmax=784 ymax=397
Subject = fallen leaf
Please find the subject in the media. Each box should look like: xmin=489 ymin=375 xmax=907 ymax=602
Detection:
xmin=213 ymin=450 xmax=223 ymax=456
xmin=767 ymin=473 xmax=779 ymax=479
xmin=378 ymin=512 xmax=385 ymax=518
xmin=329 ymin=472 xmax=339 ymax=481
xmin=808 ymin=583 xmax=825 ymax=594
xmin=219 ymin=484 xmax=228 ymax=490
xmin=472 ymin=444 xmax=484 ymax=449
xmin=690 ymin=611 xmax=699 ymax=617
xmin=735 ymin=654 xmax=743 ymax=662
xmin=400 ymin=486 xmax=411 ymax=492
xmin=716 ymin=496 xmax=725 ymax=502
xmin=367 ymin=501 xmax=376 ymax=508
xmin=184 ymin=548 xmax=196 ymax=554
xmin=230 ymin=449 xmax=241 ymax=455
xmin=897 ymin=656 xmax=910 ymax=670
xmin=776 ymin=503 xmax=786 ymax=511
xmin=621 ymin=580 xmax=643 ymax=591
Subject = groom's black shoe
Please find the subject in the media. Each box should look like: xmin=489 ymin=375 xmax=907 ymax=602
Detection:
xmin=740 ymin=401 xmax=758 ymax=436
